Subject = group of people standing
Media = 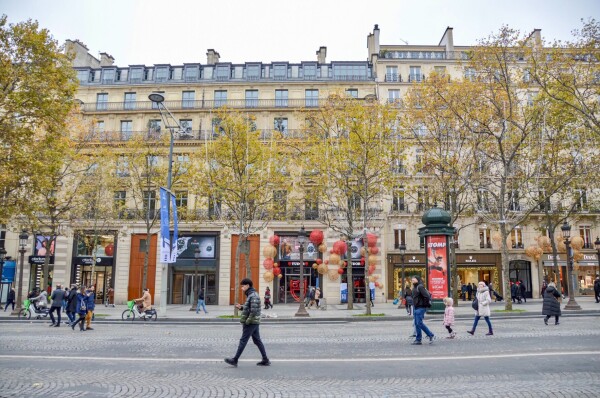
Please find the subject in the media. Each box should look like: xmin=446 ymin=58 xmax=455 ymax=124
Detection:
xmin=45 ymin=284 xmax=96 ymax=331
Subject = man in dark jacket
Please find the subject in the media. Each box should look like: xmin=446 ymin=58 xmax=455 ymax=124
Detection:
xmin=4 ymin=288 xmax=15 ymax=311
xmin=65 ymin=284 xmax=78 ymax=324
xmin=511 ymin=282 xmax=520 ymax=303
xmin=411 ymin=276 xmax=435 ymax=345
xmin=225 ymin=278 xmax=270 ymax=367
xmin=49 ymin=284 xmax=66 ymax=327
xmin=594 ymin=276 xmax=600 ymax=303
xmin=519 ymin=280 xmax=527 ymax=303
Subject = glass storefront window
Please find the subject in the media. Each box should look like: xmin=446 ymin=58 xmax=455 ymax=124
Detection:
xmin=75 ymin=233 xmax=115 ymax=257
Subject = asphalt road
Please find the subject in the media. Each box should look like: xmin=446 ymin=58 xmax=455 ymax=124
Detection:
xmin=0 ymin=315 xmax=599 ymax=397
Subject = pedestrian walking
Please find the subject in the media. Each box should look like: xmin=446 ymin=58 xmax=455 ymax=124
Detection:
xmin=71 ymin=289 xmax=88 ymax=331
xmin=224 ymin=278 xmax=270 ymax=367
xmin=467 ymin=281 xmax=493 ymax=336
xmin=541 ymin=280 xmax=548 ymax=298
xmin=48 ymin=284 xmax=66 ymax=327
xmin=519 ymin=280 xmax=527 ymax=303
xmin=196 ymin=287 xmax=208 ymax=314
xmin=511 ymin=282 xmax=519 ymax=303
xmin=410 ymin=276 xmax=434 ymax=345
xmin=315 ymin=287 xmax=321 ymax=308
xmin=264 ymin=287 xmax=273 ymax=309
xmin=466 ymin=283 xmax=473 ymax=301
xmin=62 ymin=287 xmax=69 ymax=311
xmin=307 ymin=287 xmax=317 ymax=309
xmin=542 ymin=282 xmax=561 ymax=325
xmin=84 ymin=288 xmax=95 ymax=330
xmin=65 ymin=284 xmax=78 ymax=324
xmin=443 ymin=297 xmax=456 ymax=339
xmin=4 ymin=288 xmax=15 ymax=311
xmin=594 ymin=276 xmax=600 ymax=303
xmin=404 ymin=286 xmax=413 ymax=315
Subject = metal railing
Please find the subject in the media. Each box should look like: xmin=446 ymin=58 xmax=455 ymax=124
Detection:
xmin=80 ymin=98 xmax=348 ymax=112
xmin=78 ymin=75 xmax=374 ymax=86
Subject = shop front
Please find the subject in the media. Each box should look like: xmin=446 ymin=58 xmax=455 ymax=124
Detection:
xmin=387 ymin=253 xmax=426 ymax=299
xmin=577 ymin=253 xmax=599 ymax=294
xmin=456 ymin=253 xmax=501 ymax=296
xmin=546 ymin=253 xmax=600 ymax=296
xmin=168 ymin=234 xmax=219 ymax=305
xmin=71 ymin=231 xmax=117 ymax=304
xmin=275 ymin=233 xmax=321 ymax=304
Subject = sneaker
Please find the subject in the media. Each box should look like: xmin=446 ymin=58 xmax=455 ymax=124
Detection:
xmin=411 ymin=340 xmax=422 ymax=345
xmin=428 ymin=335 xmax=435 ymax=344
xmin=467 ymin=330 xmax=474 ymax=335
xmin=409 ymin=334 xmax=416 ymax=338
xmin=544 ymin=318 xmax=548 ymax=325
xmin=224 ymin=358 xmax=238 ymax=367
xmin=257 ymin=359 xmax=271 ymax=366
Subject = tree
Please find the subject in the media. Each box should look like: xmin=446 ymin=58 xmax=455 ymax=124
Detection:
xmin=194 ymin=108 xmax=285 ymax=314
xmin=531 ymin=19 xmax=600 ymax=139
xmin=116 ymin=131 xmax=171 ymax=294
xmin=0 ymin=15 xmax=77 ymax=222
xmin=401 ymin=72 xmax=479 ymax=305
xmin=305 ymin=94 xmax=401 ymax=313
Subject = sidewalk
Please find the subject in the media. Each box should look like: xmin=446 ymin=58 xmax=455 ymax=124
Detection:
xmin=3 ymin=296 xmax=598 ymax=322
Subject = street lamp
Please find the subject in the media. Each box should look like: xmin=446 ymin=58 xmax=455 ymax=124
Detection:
xmin=149 ymin=93 xmax=185 ymax=316
xmin=191 ymin=246 xmax=200 ymax=311
xmin=12 ymin=231 xmax=29 ymax=315
xmin=561 ymin=221 xmax=581 ymax=310
xmin=295 ymin=226 xmax=309 ymax=317
xmin=399 ymin=243 xmax=406 ymax=296
xmin=595 ymin=237 xmax=600 ymax=278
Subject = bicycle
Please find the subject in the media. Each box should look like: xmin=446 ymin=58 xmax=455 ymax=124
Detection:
xmin=121 ymin=300 xmax=157 ymax=321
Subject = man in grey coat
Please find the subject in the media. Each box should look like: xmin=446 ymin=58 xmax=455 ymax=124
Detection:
xmin=49 ymin=284 xmax=66 ymax=327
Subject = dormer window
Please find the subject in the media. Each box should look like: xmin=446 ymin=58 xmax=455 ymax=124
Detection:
xmin=273 ymin=65 xmax=287 ymax=80
xmin=102 ymin=69 xmax=115 ymax=84
xmin=130 ymin=68 xmax=143 ymax=83
xmin=216 ymin=66 xmax=230 ymax=81
xmin=155 ymin=67 xmax=169 ymax=82
xmin=246 ymin=64 xmax=261 ymax=80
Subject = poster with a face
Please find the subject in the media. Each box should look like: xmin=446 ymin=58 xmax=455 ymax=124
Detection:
xmin=35 ymin=235 xmax=55 ymax=256
xmin=348 ymin=237 xmax=363 ymax=259
xmin=279 ymin=236 xmax=318 ymax=261
xmin=426 ymin=235 xmax=448 ymax=299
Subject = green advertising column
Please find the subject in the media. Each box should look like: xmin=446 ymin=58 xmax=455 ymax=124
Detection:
xmin=418 ymin=206 xmax=456 ymax=314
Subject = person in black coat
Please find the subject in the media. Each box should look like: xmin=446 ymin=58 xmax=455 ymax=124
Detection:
xmin=519 ymin=280 xmax=527 ymax=303
xmin=542 ymin=282 xmax=561 ymax=325
xmin=466 ymin=283 xmax=473 ymax=301
xmin=4 ymin=288 xmax=16 ymax=311
xmin=65 ymin=284 xmax=78 ymax=324
xmin=594 ymin=276 xmax=600 ymax=303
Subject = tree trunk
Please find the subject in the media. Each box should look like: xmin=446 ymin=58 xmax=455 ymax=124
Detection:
xmin=450 ymin=241 xmax=460 ymax=306
xmin=346 ymin=237 xmax=354 ymax=310
xmin=501 ymin=223 xmax=513 ymax=311
xmin=142 ymin=230 xmax=152 ymax=292
xmin=233 ymin=237 xmax=242 ymax=317
xmin=363 ymin=229 xmax=371 ymax=315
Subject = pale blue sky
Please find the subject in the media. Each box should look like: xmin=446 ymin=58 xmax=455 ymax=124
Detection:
xmin=3 ymin=0 xmax=599 ymax=66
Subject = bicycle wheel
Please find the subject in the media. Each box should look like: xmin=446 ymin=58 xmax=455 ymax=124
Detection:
xmin=18 ymin=308 xmax=31 ymax=320
xmin=121 ymin=309 xmax=135 ymax=321
xmin=149 ymin=312 xmax=157 ymax=321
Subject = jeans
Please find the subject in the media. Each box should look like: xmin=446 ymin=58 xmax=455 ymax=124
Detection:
xmin=234 ymin=324 xmax=268 ymax=361
xmin=414 ymin=307 xmax=433 ymax=341
xmin=4 ymin=300 xmax=15 ymax=311
xmin=66 ymin=311 xmax=75 ymax=323
xmin=49 ymin=306 xmax=61 ymax=325
xmin=472 ymin=315 xmax=493 ymax=332
xmin=196 ymin=299 xmax=207 ymax=314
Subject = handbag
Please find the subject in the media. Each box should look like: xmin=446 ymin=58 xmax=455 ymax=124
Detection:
xmin=471 ymin=298 xmax=479 ymax=310
xmin=393 ymin=298 xmax=399 ymax=305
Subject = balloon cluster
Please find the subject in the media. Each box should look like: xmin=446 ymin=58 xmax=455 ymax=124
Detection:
xmin=263 ymin=235 xmax=282 ymax=282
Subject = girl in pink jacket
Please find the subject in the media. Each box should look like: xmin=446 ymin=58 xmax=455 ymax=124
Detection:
xmin=443 ymin=297 xmax=455 ymax=339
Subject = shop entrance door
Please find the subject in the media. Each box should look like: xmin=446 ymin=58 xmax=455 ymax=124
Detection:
xmin=81 ymin=269 xmax=107 ymax=304
xmin=183 ymin=274 xmax=207 ymax=305
xmin=285 ymin=275 xmax=308 ymax=303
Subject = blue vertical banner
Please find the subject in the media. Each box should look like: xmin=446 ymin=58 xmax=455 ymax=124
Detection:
xmin=170 ymin=193 xmax=179 ymax=263
xmin=159 ymin=188 xmax=171 ymax=263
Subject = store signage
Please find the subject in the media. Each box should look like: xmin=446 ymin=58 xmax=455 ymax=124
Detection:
xmin=29 ymin=256 xmax=55 ymax=265
xmin=73 ymin=256 xmax=114 ymax=266
xmin=407 ymin=256 xmax=421 ymax=264
xmin=465 ymin=256 xmax=477 ymax=263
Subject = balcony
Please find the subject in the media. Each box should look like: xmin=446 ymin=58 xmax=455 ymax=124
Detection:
xmin=80 ymin=98 xmax=348 ymax=113
xmin=385 ymin=73 xmax=402 ymax=82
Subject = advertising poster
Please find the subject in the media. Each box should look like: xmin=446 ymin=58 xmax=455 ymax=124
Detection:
xmin=159 ymin=188 xmax=178 ymax=263
xmin=35 ymin=235 xmax=55 ymax=256
xmin=426 ymin=235 xmax=448 ymax=299
xmin=279 ymin=236 xmax=318 ymax=262
xmin=176 ymin=236 xmax=216 ymax=259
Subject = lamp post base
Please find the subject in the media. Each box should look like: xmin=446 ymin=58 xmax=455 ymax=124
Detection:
xmin=563 ymin=297 xmax=582 ymax=311
xmin=295 ymin=303 xmax=310 ymax=317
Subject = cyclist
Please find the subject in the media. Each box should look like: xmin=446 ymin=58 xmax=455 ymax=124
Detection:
xmin=134 ymin=288 xmax=152 ymax=317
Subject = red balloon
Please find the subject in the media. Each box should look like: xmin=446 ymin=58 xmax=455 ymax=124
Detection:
xmin=369 ymin=246 xmax=379 ymax=255
xmin=337 ymin=268 xmax=344 ymax=275
xmin=366 ymin=233 xmax=378 ymax=248
xmin=316 ymin=258 xmax=323 ymax=265
xmin=309 ymin=229 xmax=324 ymax=245
xmin=269 ymin=235 xmax=280 ymax=246
xmin=332 ymin=240 xmax=348 ymax=255
xmin=273 ymin=267 xmax=281 ymax=276
xmin=263 ymin=258 xmax=274 ymax=270
xmin=104 ymin=243 xmax=114 ymax=257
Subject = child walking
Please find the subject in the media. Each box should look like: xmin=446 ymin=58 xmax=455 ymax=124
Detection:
xmin=443 ymin=297 xmax=456 ymax=339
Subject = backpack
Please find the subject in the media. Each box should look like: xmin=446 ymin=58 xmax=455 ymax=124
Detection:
xmin=79 ymin=297 xmax=87 ymax=312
